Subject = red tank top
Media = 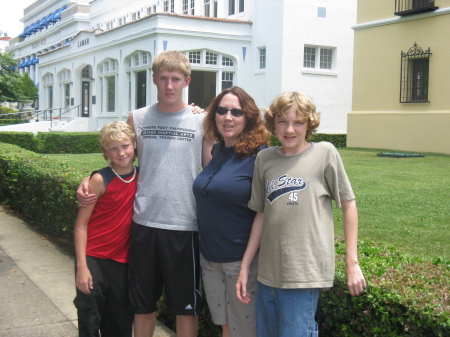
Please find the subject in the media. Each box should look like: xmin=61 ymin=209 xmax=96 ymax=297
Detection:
xmin=86 ymin=166 xmax=138 ymax=263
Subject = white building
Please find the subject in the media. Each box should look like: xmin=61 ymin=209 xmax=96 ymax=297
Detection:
xmin=6 ymin=0 xmax=356 ymax=133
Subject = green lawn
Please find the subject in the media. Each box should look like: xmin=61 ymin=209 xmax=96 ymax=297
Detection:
xmin=47 ymin=148 xmax=450 ymax=259
xmin=333 ymin=148 xmax=450 ymax=260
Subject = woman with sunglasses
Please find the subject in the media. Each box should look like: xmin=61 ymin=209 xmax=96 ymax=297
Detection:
xmin=193 ymin=86 xmax=271 ymax=337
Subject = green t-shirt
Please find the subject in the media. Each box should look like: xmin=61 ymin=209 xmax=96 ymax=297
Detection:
xmin=249 ymin=142 xmax=355 ymax=289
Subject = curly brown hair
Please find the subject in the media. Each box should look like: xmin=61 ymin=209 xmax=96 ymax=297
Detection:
xmin=204 ymin=86 xmax=270 ymax=157
xmin=264 ymin=91 xmax=320 ymax=140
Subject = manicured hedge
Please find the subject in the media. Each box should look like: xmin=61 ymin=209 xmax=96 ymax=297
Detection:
xmin=270 ymin=133 xmax=347 ymax=147
xmin=0 ymin=119 xmax=28 ymax=126
xmin=0 ymin=143 xmax=83 ymax=241
xmin=0 ymin=131 xmax=101 ymax=154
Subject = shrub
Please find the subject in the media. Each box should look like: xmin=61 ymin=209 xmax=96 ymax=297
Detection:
xmin=0 ymin=143 xmax=83 ymax=241
xmin=35 ymin=132 xmax=101 ymax=154
xmin=0 ymin=132 xmax=36 ymax=151
xmin=0 ymin=131 xmax=101 ymax=154
xmin=317 ymin=239 xmax=450 ymax=336
xmin=270 ymin=133 xmax=347 ymax=148
xmin=0 ymin=106 xmax=14 ymax=114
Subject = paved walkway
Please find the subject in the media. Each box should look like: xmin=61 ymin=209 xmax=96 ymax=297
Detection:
xmin=0 ymin=204 xmax=175 ymax=337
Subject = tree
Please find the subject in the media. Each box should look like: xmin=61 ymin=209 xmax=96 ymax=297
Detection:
xmin=17 ymin=72 xmax=38 ymax=102
xmin=0 ymin=52 xmax=22 ymax=102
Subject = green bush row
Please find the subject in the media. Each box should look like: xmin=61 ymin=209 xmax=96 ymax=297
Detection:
xmin=0 ymin=119 xmax=28 ymax=126
xmin=0 ymin=131 xmax=101 ymax=154
xmin=0 ymin=106 xmax=17 ymax=114
xmin=1 ymin=142 xmax=448 ymax=336
xmin=0 ymin=143 xmax=83 ymax=241
xmin=156 ymin=240 xmax=450 ymax=337
xmin=270 ymin=133 xmax=347 ymax=147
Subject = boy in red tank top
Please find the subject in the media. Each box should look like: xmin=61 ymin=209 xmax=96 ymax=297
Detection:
xmin=73 ymin=121 xmax=138 ymax=337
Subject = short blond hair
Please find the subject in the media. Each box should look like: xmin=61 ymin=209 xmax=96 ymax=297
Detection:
xmin=152 ymin=50 xmax=191 ymax=78
xmin=264 ymin=91 xmax=320 ymax=140
xmin=99 ymin=121 xmax=136 ymax=162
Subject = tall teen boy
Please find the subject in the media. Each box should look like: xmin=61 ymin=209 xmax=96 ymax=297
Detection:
xmin=78 ymin=50 xmax=215 ymax=337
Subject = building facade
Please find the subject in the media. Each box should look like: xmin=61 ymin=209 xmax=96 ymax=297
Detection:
xmin=348 ymin=0 xmax=450 ymax=154
xmin=7 ymin=0 xmax=356 ymax=133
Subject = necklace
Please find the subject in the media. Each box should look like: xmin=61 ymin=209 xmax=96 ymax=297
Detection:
xmin=109 ymin=165 xmax=136 ymax=184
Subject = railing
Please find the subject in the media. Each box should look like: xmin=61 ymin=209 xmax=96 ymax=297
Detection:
xmin=0 ymin=105 xmax=81 ymax=128
xmin=394 ymin=0 xmax=438 ymax=16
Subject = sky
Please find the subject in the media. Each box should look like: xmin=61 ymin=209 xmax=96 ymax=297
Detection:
xmin=0 ymin=0 xmax=36 ymax=38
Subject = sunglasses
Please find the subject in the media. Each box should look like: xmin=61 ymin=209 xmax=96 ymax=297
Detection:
xmin=216 ymin=106 xmax=245 ymax=117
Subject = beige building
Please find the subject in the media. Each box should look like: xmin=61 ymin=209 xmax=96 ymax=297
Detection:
xmin=348 ymin=0 xmax=450 ymax=155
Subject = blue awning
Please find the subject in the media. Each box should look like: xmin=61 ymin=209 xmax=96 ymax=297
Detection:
xmin=42 ymin=13 xmax=53 ymax=27
xmin=49 ymin=5 xmax=66 ymax=23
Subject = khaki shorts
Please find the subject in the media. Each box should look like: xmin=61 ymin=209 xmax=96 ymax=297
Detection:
xmin=200 ymin=253 xmax=259 ymax=337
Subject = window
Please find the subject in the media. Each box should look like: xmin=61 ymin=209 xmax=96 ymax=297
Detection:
xmin=318 ymin=7 xmax=326 ymax=18
xmin=106 ymin=21 xmax=113 ymax=30
xmin=204 ymin=0 xmax=218 ymax=17
xmin=206 ymin=52 xmax=218 ymax=65
xmin=303 ymin=46 xmax=334 ymax=70
xmin=320 ymin=48 xmax=332 ymax=70
xmin=164 ymin=1 xmax=169 ymax=12
xmin=170 ymin=0 xmax=175 ymax=13
xmin=222 ymin=56 xmax=234 ymax=67
xmin=131 ymin=11 xmax=140 ymax=21
xmin=189 ymin=51 xmax=201 ymax=64
xmin=228 ymin=0 xmax=244 ymax=15
xmin=259 ymin=47 xmax=266 ymax=70
xmin=204 ymin=0 xmax=211 ymax=17
xmin=222 ymin=72 xmax=234 ymax=90
xmin=395 ymin=0 xmax=438 ymax=16
xmin=107 ymin=76 xmax=116 ymax=112
xmin=82 ymin=66 xmax=90 ymax=78
xmin=303 ymin=47 xmax=316 ymax=68
xmin=400 ymin=43 xmax=431 ymax=103
xmin=183 ymin=0 xmax=189 ymax=14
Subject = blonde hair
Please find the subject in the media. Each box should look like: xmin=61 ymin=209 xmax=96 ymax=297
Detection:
xmin=99 ymin=121 xmax=136 ymax=162
xmin=264 ymin=91 xmax=320 ymax=140
xmin=152 ymin=50 xmax=191 ymax=78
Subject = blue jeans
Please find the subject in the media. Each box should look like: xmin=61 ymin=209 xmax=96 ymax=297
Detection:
xmin=256 ymin=282 xmax=319 ymax=337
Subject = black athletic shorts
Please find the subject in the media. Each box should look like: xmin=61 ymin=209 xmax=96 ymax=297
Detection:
xmin=129 ymin=222 xmax=201 ymax=315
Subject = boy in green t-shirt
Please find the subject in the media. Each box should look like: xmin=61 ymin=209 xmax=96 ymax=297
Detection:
xmin=236 ymin=91 xmax=367 ymax=337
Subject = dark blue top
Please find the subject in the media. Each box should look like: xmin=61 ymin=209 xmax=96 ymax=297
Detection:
xmin=193 ymin=141 xmax=266 ymax=263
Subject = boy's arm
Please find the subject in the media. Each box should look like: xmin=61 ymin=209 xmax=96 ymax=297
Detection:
xmin=236 ymin=211 xmax=264 ymax=304
xmin=202 ymin=134 xmax=215 ymax=168
xmin=342 ymin=199 xmax=367 ymax=296
xmin=74 ymin=173 xmax=105 ymax=294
